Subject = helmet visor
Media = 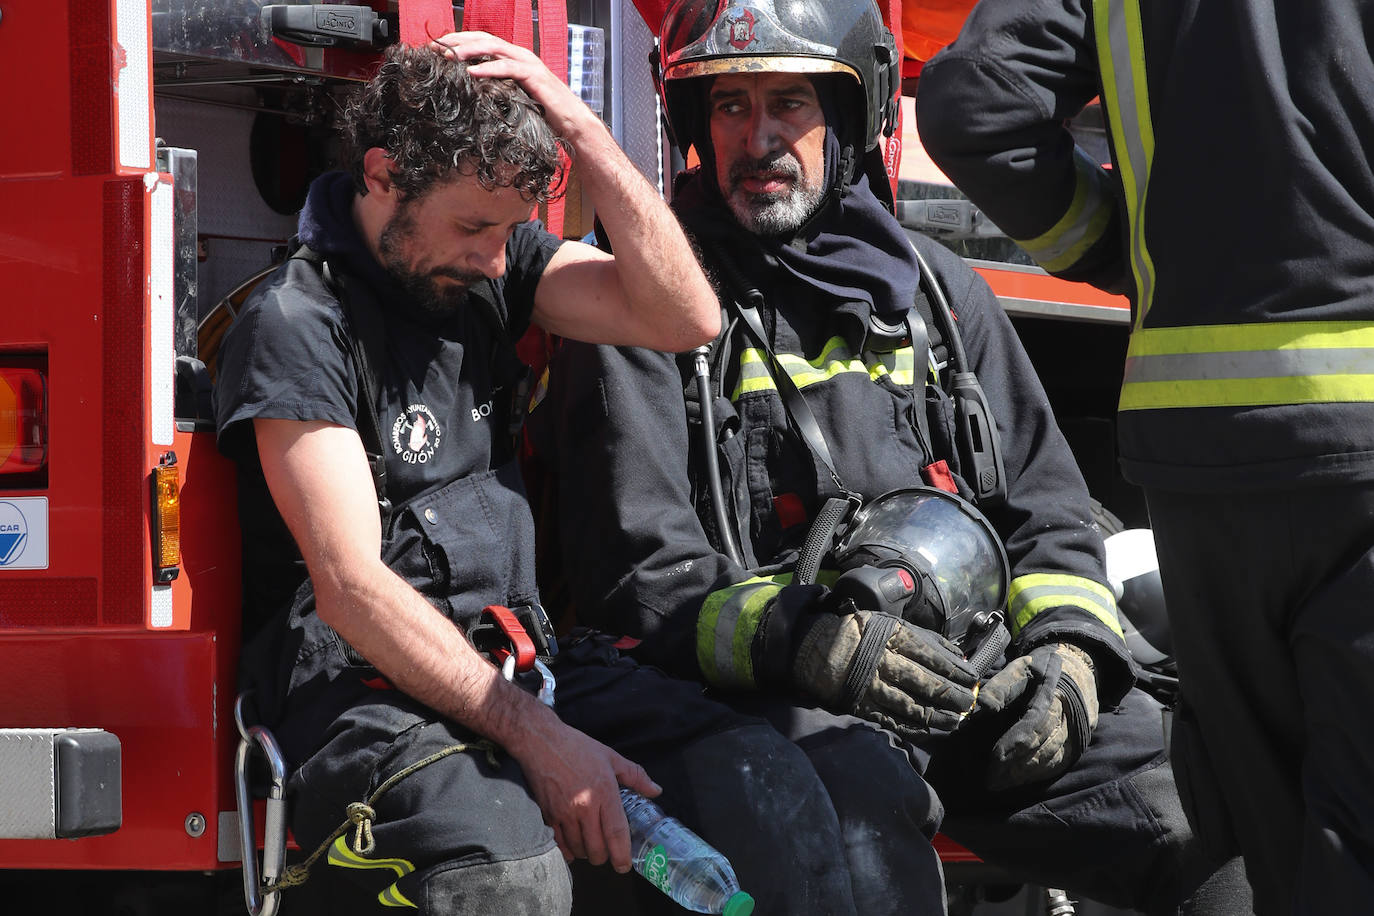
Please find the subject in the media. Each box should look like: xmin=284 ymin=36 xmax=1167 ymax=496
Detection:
xmin=835 ymin=488 xmax=1008 ymax=620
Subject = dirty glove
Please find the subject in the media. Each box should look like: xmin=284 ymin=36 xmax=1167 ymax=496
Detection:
xmin=791 ymin=610 xmax=979 ymax=738
xmin=975 ymin=642 xmax=1098 ymax=791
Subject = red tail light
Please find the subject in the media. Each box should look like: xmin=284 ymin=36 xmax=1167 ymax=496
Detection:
xmin=0 ymin=365 xmax=48 ymax=475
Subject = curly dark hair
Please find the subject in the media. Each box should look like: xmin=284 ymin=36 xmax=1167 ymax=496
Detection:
xmin=340 ymin=43 xmax=568 ymax=202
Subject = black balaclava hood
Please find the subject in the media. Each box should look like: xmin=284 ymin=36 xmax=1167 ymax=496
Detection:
xmin=674 ymin=73 xmax=921 ymax=323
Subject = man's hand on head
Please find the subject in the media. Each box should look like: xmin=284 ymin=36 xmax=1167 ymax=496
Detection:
xmin=431 ymin=31 xmax=718 ymax=352
xmin=430 ymin=31 xmax=597 ymax=142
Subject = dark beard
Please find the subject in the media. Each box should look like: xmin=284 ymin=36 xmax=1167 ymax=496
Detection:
xmin=377 ymin=206 xmax=485 ymax=319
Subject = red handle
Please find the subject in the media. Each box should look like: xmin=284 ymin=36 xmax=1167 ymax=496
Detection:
xmin=483 ymin=604 xmax=537 ymax=673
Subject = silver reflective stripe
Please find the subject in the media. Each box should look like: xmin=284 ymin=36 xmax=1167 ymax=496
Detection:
xmin=1120 ymin=321 xmax=1374 ymax=409
xmin=1015 ymin=148 xmax=1116 ymax=273
xmin=697 ymin=576 xmax=787 ymax=688
xmin=1006 ymin=573 xmax=1122 ymax=639
xmin=1126 ymin=347 xmax=1374 ymax=383
xmin=1093 ymin=0 xmax=1157 ymax=326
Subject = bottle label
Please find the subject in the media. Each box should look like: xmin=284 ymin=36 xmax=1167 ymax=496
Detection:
xmin=643 ymin=843 xmax=672 ymax=894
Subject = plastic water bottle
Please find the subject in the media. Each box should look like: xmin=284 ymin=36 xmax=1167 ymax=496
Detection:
xmin=619 ymin=787 xmax=755 ymax=916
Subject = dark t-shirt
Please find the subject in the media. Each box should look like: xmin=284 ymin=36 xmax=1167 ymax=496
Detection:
xmin=214 ymin=175 xmax=561 ymax=631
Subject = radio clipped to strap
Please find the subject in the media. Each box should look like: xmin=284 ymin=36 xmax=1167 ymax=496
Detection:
xmin=910 ymin=243 xmax=1007 ymax=508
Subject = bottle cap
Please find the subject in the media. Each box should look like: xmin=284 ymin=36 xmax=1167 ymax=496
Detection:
xmin=723 ymin=891 xmax=755 ymax=916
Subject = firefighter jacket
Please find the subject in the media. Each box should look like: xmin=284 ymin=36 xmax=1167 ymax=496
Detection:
xmin=529 ymin=216 xmax=1136 ymax=709
xmin=916 ymin=0 xmax=1374 ymax=493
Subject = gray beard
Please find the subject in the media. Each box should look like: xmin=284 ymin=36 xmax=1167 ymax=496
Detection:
xmin=722 ymin=152 xmax=824 ymax=236
xmin=727 ymin=184 xmax=824 ymax=236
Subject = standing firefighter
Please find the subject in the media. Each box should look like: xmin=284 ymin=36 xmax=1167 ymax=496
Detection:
xmin=527 ymin=0 xmax=1249 ymax=911
xmin=917 ymin=0 xmax=1374 ymax=911
xmin=215 ymin=34 xmax=885 ymax=915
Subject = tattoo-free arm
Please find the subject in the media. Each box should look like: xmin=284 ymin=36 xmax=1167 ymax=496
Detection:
xmin=431 ymin=31 xmax=719 ymax=351
xmin=253 ymin=417 xmax=659 ymax=869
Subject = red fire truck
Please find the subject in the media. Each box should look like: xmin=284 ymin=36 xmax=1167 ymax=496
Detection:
xmin=0 ymin=1 xmax=1142 ymax=913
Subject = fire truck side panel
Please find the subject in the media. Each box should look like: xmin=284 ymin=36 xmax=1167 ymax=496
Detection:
xmin=0 ymin=172 xmax=160 ymax=625
xmin=0 ymin=632 xmax=223 ymax=869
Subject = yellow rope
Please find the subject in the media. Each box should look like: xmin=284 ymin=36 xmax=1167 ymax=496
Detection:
xmin=266 ymin=739 xmax=500 ymax=894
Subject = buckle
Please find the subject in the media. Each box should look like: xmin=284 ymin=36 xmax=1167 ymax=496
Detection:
xmin=467 ymin=603 xmax=559 ymax=674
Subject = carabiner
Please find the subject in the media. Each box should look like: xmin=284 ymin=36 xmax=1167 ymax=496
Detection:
xmin=233 ymin=693 xmax=288 ymax=916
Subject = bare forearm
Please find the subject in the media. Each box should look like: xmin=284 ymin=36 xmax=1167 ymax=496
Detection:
xmin=313 ymin=560 xmax=553 ymax=748
xmin=431 ymin=30 xmax=717 ymax=349
xmin=567 ymin=120 xmax=717 ymax=343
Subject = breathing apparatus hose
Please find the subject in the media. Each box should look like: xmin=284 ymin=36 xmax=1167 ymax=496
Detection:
xmin=693 ymin=346 xmax=746 ymax=567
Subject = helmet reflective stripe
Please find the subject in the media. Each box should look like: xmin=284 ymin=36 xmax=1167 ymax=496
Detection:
xmin=1093 ymin=0 xmax=1158 ymax=327
xmin=1006 ymin=573 xmax=1123 ymax=641
xmin=1014 ymin=148 xmax=1117 ymax=274
xmin=668 ymin=57 xmax=859 ymax=82
xmin=697 ymin=575 xmax=789 ymax=688
xmin=1120 ymin=321 xmax=1374 ymax=410
xmin=732 ymin=339 xmax=917 ymax=399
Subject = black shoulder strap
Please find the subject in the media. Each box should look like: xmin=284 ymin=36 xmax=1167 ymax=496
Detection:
xmin=910 ymin=244 xmax=1007 ymax=508
xmin=289 ymin=244 xmax=393 ymax=528
xmin=696 ymin=238 xmax=856 ymax=500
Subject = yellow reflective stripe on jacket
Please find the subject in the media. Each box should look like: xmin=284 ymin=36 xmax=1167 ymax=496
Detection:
xmin=1014 ymin=148 xmax=1116 ymax=274
xmin=1006 ymin=573 xmax=1122 ymax=640
xmin=732 ymin=338 xmax=915 ymax=400
xmin=697 ymin=574 xmax=791 ymax=688
xmin=1120 ymin=321 xmax=1374 ymax=410
xmin=1093 ymin=0 xmax=1158 ymax=326
xmin=327 ymin=837 xmax=419 ymax=909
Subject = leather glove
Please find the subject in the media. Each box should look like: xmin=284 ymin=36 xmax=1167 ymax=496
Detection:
xmin=975 ymin=642 xmax=1099 ymax=791
xmin=791 ymin=609 xmax=979 ymax=738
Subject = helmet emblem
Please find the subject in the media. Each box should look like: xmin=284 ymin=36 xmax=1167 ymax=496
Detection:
xmin=725 ymin=8 xmax=758 ymax=50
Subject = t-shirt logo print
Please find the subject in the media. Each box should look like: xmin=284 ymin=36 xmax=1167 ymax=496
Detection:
xmin=391 ymin=404 xmax=442 ymax=465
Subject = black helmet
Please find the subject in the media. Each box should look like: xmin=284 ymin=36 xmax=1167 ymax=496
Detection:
xmin=655 ymin=0 xmax=899 ymax=158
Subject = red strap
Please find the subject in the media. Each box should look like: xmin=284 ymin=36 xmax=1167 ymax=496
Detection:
xmin=462 ymin=0 xmax=534 ymax=53
xmin=399 ymin=0 xmax=458 ymax=46
xmin=878 ymin=0 xmax=904 ymax=203
xmin=922 ymin=459 xmax=959 ymax=494
xmin=460 ymin=0 xmax=566 ymax=237
xmin=882 ymin=102 xmax=903 ymax=201
xmin=537 ymin=0 xmax=569 ymax=238
xmin=773 ymin=492 xmax=808 ymax=530
xmin=483 ymin=604 xmax=538 ymax=672
xmin=629 ymin=0 xmax=671 ymax=33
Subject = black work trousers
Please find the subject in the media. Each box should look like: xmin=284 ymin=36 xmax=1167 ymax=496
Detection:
xmin=1147 ymin=483 xmax=1374 ymax=916
xmin=927 ymin=686 xmax=1248 ymax=914
xmin=276 ymin=635 xmax=938 ymax=915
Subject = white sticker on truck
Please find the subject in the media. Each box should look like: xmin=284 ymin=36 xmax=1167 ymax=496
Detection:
xmin=0 ymin=498 xmax=49 ymax=570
